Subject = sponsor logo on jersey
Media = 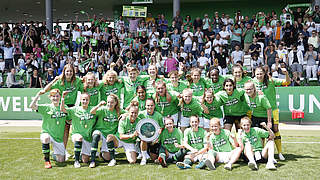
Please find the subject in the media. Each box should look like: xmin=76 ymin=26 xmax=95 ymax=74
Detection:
xmin=105 ymin=88 xmax=118 ymax=96
xmin=80 ymin=114 xmax=94 ymax=121
xmin=51 ymin=112 xmax=67 ymax=118
xmin=225 ymin=98 xmax=239 ymax=106
xmin=164 ymin=137 xmax=178 ymax=144
xmin=190 ymin=136 xmax=203 ymax=144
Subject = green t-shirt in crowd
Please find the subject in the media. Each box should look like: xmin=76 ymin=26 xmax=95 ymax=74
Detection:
xmin=160 ymin=128 xmax=183 ymax=153
xmin=203 ymin=98 xmax=223 ymax=119
xmin=80 ymin=84 xmax=103 ymax=106
xmin=38 ymin=104 xmax=67 ymax=143
xmin=216 ymin=89 xmax=250 ymax=116
xmin=244 ymin=28 xmax=255 ymax=43
xmin=207 ymin=76 xmax=225 ymax=93
xmin=180 ymin=98 xmax=203 ymax=118
xmin=153 ymin=92 xmax=179 ymax=116
xmin=122 ymin=76 xmax=148 ymax=108
xmin=166 ymin=80 xmax=189 ymax=94
xmin=99 ymin=81 xmax=123 ymax=102
xmin=67 ymin=106 xmax=96 ymax=142
xmin=117 ymin=116 xmax=141 ymax=144
xmin=95 ymin=107 xmax=125 ymax=137
xmin=133 ymin=96 xmax=147 ymax=111
xmin=184 ymin=128 xmax=207 ymax=150
xmin=189 ymin=78 xmax=209 ymax=97
xmin=138 ymin=110 xmax=164 ymax=128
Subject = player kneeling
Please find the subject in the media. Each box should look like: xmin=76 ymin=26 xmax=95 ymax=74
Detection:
xmin=105 ymin=101 xmax=140 ymax=166
xmin=157 ymin=117 xmax=186 ymax=168
xmin=203 ymin=118 xmax=243 ymax=171
xmin=30 ymin=89 xmax=67 ymax=169
xmin=240 ymin=117 xmax=277 ymax=170
xmin=176 ymin=116 xmax=207 ymax=169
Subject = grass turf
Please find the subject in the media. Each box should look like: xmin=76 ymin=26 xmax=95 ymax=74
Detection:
xmin=0 ymin=128 xmax=319 ymax=180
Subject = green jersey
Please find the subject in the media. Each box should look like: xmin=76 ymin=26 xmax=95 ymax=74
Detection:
xmin=95 ymin=107 xmax=125 ymax=137
xmin=189 ymin=78 xmax=209 ymax=97
xmin=81 ymin=84 xmax=103 ymax=106
xmin=246 ymin=94 xmax=271 ymax=118
xmin=67 ymin=106 xmax=96 ymax=142
xmin=143 ymin=77 xmax=162 ymax=98
xmin=122 ymin=76 xmax=148 ymax=108
xmin=133 ymin=96 xmax=147 ymax=111
xmin=252 ymin=78 xmax=284 ymax=110
xmin=216 ymin=89 xmax=250 ymax=116
xmin=99 ymin=82 xmax=123 ymax=102
xmin=51 ymin=77 xmax=83 ymax=105
xmin=138 ymin=110 xmax=164 ymax=128
xmin=117 ymin=116 xmax=141 ymax=144
xmin=181 ymin=98 xmax=203 ymax=118
xmin=167 ymin=80 xmax=189 ymax=94
xmin=203 ymin=98 xmax=223 ymax=119
xmin=207 ymin=76 xmax=225 ymax=93
xmin=184 ymin=128 xmax=207 ymax=150
xmin=154 ymin=93 xmax=179 ymax=116
xmin=241 ymin=127 xmax=269 ymax=152
xmin=160 ymin=128 xmax=183 ymax=153
xmin=37 ymin=104 xmax=67 ymax=143
xmin=235 ymin=76 xmax=252 ymax=89
xmin=209 ymin=129 xmax=234 ymax=152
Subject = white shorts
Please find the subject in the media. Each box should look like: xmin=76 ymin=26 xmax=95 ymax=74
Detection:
xmin=216 ymin=152 xmax=232 ymax=163
xmin=163 ymin=113 xmax=179 ymax=126
xmin=92 ymin=130 xmax=109 ymax=152
xmin=72 ymin=134 xmax=91 ymax=156
xmin=40 ymin=133 xmax=65 ymax=156
xmin=180 ymin=116 xmax=190 ymax=127
xmin=203 ymin=117 xmax=224 ymax=128
xmin=187 ymin=152 xmax=205 ymax=162
xmin=115 ymin=136 xmax=137 ymax=154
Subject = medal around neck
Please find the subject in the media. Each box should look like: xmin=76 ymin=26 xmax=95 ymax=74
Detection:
xmin=136 ymin=118 xmax=160 ymax=143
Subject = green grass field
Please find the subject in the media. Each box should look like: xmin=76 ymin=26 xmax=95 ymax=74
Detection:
xmin=0 ymin=127 xmax=319 ymax=180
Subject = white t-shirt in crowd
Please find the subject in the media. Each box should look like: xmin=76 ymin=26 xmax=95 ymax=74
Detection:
xmin=198 ymin=56 xmax=209 ymax=67
xmin=231 ymin=50 xmax=244 ymax=63
xmin=183 ymin=32 xmax=193 ymax=45
xmin=204 ymin=41 xmax=212 ymax=54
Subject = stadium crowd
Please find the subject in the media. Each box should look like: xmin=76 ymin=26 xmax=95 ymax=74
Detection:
xmin=1 ymin=6 xmax=320 ymax=87
xmin=0 ymin=6 xmax=317 ymax=170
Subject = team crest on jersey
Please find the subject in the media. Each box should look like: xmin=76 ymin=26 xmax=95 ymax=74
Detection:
xmin=164 ymin=137 xmax=178 ymax=144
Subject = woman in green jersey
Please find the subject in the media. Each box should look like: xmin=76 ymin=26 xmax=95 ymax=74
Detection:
xmin=166 ymin=70 xmax=188 ymax=95
xmin=207 ymin=68 xmax=226 ymax=93
xmin=143 ymin=64 xmax=163 ymax=97
xmin=232 ymin=65 xmax=252 ymax=89
xmin=176 ymin=116 xmax=207 ymax=169
xmin=30 ymin=89 xmax=67 ymax=169
xmin=202 ymin=118 xmax=243 ymax=171
xmin=240 ymin=117 xmax=277 ymax=170
xmin=82 ymin=72 xmax=102 ymax=106
xmin=89 ymin=94 xmax=124 ymax=168
xmin=104 ymin=101 xmax=140 ymax=166
xmin=215 ymin=78 xmax=250 ymax=131
xmin=100 ymin=69 xmax=123 ymax=102
xmin=43 ymin=64 xmax=84 ymax=157
xmin=201 ymin=88 xmax=224 ymax=131
xmin=61 ymin=92 xmax=96 ymax=168
xmin=186 ymin=68 xmax=209 ymax=100
xmin=252 ymin=66 xmax=290 ymax=161
xmin=132 ymin=85 xmax=147 ymax=111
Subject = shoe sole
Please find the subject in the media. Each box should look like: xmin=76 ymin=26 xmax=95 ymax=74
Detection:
xmin=224 ymin=165 xmax=232 ymax=171
xmin=248 ymin=162 xmax=257 ymax=170
xmin=176 ymin=162 xmax=186 ymax=169
xmin=205 ymin=159 xmax=215 ymax=170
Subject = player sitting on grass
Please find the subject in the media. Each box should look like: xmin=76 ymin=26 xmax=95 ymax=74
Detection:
xmin=239 ymin=116 xmax=277 ymax=170
xmin=104 ymin=101 xmax=140 ymax=166
xmin=202 ymin=118 xmax=243 ymax=171
xmin=157 ymin=116 xmax=186 ymax=168
xmin=30 ymin=89 xmax=67 ymax=169
xmin=89 ymin=94 xmax=124 ymax=168
xmin=61 ymin=92 xmax=96 ymax=168
xmin=176 ymin=115 xmax=207 ymax=169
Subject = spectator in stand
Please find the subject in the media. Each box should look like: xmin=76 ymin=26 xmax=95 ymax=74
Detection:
xmin=277 ymin=43 xmax=288 ymax=64
xmin=216 ymin=46 xmax=228 ymax=75
xmin=242 ymin=23 xmax=255 ymax=54
xmin=164 ymin=52 xmax=178 ymax=74
xmin=170 ymin=28 xmax=181 ymax=50
xmin=261 ymin=22 xmax=273 ymax=47
xmin=288 ymin=44 xmax=303 ymax=79
xmin=194 ymin=27 xmax=204 ymax=52
xmin=212 ymin=34 xmax=223 ymax=53
xmin=158 ymin=14 xmax=168 ymax=37
xmin=160 ymin=32 xmax=170 ymax=57
xmin=230 ymin=24 xmax=242 ymax=51
xmin=248 ymin=37 xmax=261 ymax=58
xmin=289 ymin=7 xmax=309 ymax=22
xmin=128 ymin=17 xmax=141 ymax=37
xmin=280 ymin=8 xmax=292 ymax=25
xmin=6 ymin=68 xmax=23 ymax=88
xmin=183 ymin=15 xmax=192 ymax=32
xmin=1 ymin=39 xmax=14 ymax=71
xmin=45 ymin=68 xmax=56 ymax=85
xmin=304 ymin=44 xmax=318 ymax=80
xmin=173 ymin=10 xmax=183 ymax=30
xmin=198 ymin=50 xmax=210 ymax=70
xmin=204 ymin=35 xmax=212 ymax=58
xmin=273 ymin=21 xmax=283 ymax=46
xmin=182 ymin=26 xmax=193 ymax=53
xmin=296 ymin=32 xmax=308 ymax=54
xmin=264 ymin=44 xmax=278 ymax=70
xmin=149 ymin=26 xmax=159 ymax=49
xmin=308 ymin=30 xmax=320 ymax=50
xmin=231 ymin=44 xmax=244 ymax=64
xmin=312 ymin=5 xmax=320 ymax=23
xmin=283 ymin=22 xmax=294 ymax=47
xmin=212 ymin=12 xmax=223 ymax=35
xmin=0 ymin=73 xmax=3 ymax=88
xmin=219 ymin=25 xmax=231 ymax=46
xmin=225 ymin=14 xmax=234 ymax=31
xmin=193 ymin=17 xmax=203 ymax=32
xmin=202 ymin=14 xmax=211 ymax=33
xmin=29 ymin=68 xmax=43 ymax=88
xmin=71 ymin=25 xmax=81 ymax=52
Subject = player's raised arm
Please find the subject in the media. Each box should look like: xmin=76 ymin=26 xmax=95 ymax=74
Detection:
xmin=29 ymin=90 xmax=45 ymax=111
xmin=90 ymin=101 xmax=106 ymax=114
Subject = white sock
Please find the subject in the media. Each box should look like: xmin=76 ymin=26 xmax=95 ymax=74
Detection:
xmin=142 ymin=151 xmax=148 ymax=159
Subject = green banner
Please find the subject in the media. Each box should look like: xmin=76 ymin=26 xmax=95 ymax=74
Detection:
xmin=0 ymin=88 xmax=50 ymax=120
xmin=0 ymin=87 xmax=320 ymax=121
xmin=276 ymin=86 xmax=320 ymax=122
